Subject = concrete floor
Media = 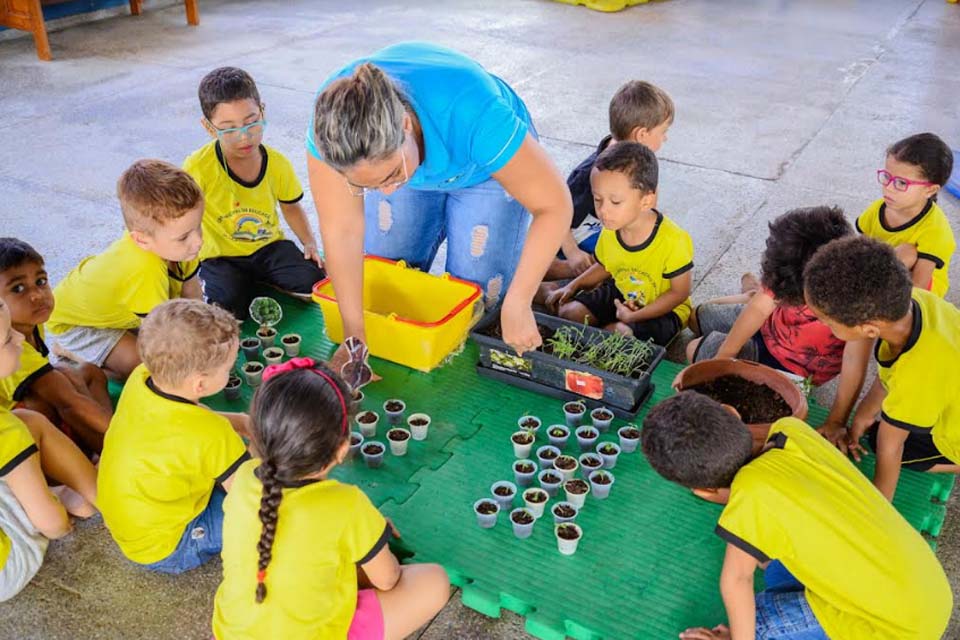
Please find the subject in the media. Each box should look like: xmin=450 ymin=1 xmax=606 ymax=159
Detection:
xmin=1 ymin=0 xmax=959 ymax=637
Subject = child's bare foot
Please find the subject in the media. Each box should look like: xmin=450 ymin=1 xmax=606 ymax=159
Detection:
xmin=740 ymin=272 xmax=760 ymax=295
xmin=51 ymin=485 xmax=96 ymax=519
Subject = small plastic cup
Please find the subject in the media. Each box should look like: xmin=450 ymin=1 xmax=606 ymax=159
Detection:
xmin=588 ymin=469 xmax=616 ymax=499
xmin=474 ymin=499 xmax=500 ymax=529
xmin=578 ymin=453 xmax=604 ymax=478
xmin=355 ymin=411 xmax=380 ymax=438
xmin=348 ymin=432 xmax=364 ymax=459
xmin=518 ymin=415 xmax=542 ymax=435
xmin=490 ymin=481 xmax=517 ymax=511
xmin=280 ymin=333 xmax=301 ymax=357
xmin=547 ymin=424 xmax=570 ymax=449
xmin=386 ymin=428 xmax=411 ymax=456
xmin=597 ymin=442 xmax=622 ymax=469
xmin=563 ymin=401 xmax=587 ymax=428
xmin=564 ymin=479 xmax=591 ymax=508
xmin=240 ymin=337 xmax=260 ymax=362
xmin=551 ymin=501 xmax=579 ymax=524
xmin=511 ymin=431 xmax=535 ymax=459
xmin=556 ymin=523 xmax=583 ymax=555
xmin=513 ymin=459 xmax=538 ymax=487
xmin=590 ymin=407 xmax=615 ymax=433
xmin=383 ymin=399 xmax=406 ymax=425
xmin=407 ymin=413 xmax=431 ymax=441
xmin=536 ymin=445 xmax=561 ymax=470
xmin=510 ymin=508 xmax=536 ymax=539
xmin=257 ymin=327 xmax=277 ymax=349
xmin=618 ymin=425 xmax=641 ymax=453
xmin=575 ymin=426 xmax=599 ymax=451
xmin=241 ymin=362 xmax=263 ymax=387
xmin=553 ymin=455 xmax=579 ymax=482
xmin=223 ymin=375 xmax=242 ymax=401
xmin=361 ymin=442 xmax=385 ymax=468
xmin=538 ymin=470 xmax=564 ymax=498
xmin=523 ymin=488 xmax=549 ymax=519
xmin=263 ymin=347 xmax=284 ymax=365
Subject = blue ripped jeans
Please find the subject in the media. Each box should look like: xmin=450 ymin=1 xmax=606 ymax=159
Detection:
xmin=755 ymin=561 xmax=829 ymax=639
xmin=362 ymin=178 xmax=530 ymax=306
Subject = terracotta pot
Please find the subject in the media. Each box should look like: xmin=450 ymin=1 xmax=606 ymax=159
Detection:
xmin=675 ymin=359 xmax=808 ymax=452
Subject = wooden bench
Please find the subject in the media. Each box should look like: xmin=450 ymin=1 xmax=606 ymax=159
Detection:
xmin=0 ymin=0 xmax=199 ymax=60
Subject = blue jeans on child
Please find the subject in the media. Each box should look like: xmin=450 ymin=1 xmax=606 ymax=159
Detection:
xmin=143 ymin=487 xmax=226 ymax=575
xmin=363 ymin=177 xmax=530 ymax=307
xmin=755 ymin=561 xmax=828 ymax=639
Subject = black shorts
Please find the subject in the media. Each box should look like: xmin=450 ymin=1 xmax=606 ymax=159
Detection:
xmin=866 ymin=422 xmax=953 ymax=471
xmin=573 ymin=278 xmax=681 ymax=346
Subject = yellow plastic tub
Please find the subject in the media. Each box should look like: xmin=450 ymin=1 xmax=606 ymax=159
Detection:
xmin=312 ymin=256 xmax=483 ymax=372
xmin=552 ymin=0 xmax=648 ymax=11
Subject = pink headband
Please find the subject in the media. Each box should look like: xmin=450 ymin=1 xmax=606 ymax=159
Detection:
xmin=262 ymin=357 xmax=349 ymax=434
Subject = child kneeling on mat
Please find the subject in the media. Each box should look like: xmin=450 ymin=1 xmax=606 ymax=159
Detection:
xmin=642 ymin=392 xmax=951 ymax=640
xmin=212 ymin=358 xmax=449 ymax=640
xmin=546 ymin=142 xmax=693 ymax=345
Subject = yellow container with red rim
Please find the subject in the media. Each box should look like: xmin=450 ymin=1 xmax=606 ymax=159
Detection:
xmin=312 ymin=256 xmax=484 ymax=372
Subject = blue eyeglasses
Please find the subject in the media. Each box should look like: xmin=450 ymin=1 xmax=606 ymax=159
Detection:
xmin=207 ymin=118 xmax=267 ymax=142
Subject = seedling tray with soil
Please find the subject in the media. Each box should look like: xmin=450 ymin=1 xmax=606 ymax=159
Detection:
xmin=472 ymin=307 xmax=665 ymax=415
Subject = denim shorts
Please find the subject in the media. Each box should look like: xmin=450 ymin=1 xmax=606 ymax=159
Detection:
xmin=755 ymin=561 xmax=828 ymax=640
xmin=143 ymin=487 xmax=226 ymax=575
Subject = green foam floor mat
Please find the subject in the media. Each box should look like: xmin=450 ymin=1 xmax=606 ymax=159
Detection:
xmin=109 ymin=294 xmax=954 ymax=640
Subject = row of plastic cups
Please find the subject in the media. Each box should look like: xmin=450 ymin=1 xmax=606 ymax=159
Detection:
xmin=354 ymin=408 xmax=431 ymax=441
xmin=511 ymin=425 xmax=640 ymax=458
xmin=513 ymin=456 xmax=615 ymax=490
xmin=240 ymin=332 xmax=301 ymax=358
xmin=347 ymin=428 xmax=413 ymax=466
xmin=473 ymin=499 xmax=584 ymax=554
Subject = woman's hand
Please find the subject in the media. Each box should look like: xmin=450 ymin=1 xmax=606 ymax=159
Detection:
xmin=501 ymin=295 xmax=541 ymax=356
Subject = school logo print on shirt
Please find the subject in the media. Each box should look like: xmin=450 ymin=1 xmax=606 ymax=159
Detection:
xmin=613 ymin=269 xmax=655 ymax=307
xmin=227 ymin=208 xmax=274 ymax=243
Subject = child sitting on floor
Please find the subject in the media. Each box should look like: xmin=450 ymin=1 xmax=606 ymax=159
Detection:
xmin=46 ymin=160 xmax=204 ymax=380
xmin=687 ymin=206 xmax=871 ymax=443
xmin=184 ymin=67 xmax=325 ymax=319
xmin=857 ymin=132 xmax=955 ymax=297
xmin=545 ymin=142 xmax=693 ymax=345
xmin=642 ymin=391 xmax=951 ymax=640
xmin=0 ymin=238 xmax=112 ymax=452
xmin=213 ymin=358 xmax=449 ymax=640
xmin=0 ymin=297 xmax=98 ymax=602
xmin=804 ymin=236 xmax=960 ymax=501
xmin=98 ymin=299 xmax=249 ymax=574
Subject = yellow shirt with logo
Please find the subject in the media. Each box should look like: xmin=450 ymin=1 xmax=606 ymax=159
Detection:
xmin=183 ymin=141 xmax=304 ymax=260
xmin=47 ymin=234 xmax=199 ymax=334
xmin=98 ymin=364 xmax=248 ymax=564
xmin=856 ymin=198 xmax=955 ymax=297
xmin=876 ymin=288 xmax=960 ymax=463
xmin=213 ymin=461 xmax=389 ymax=640
xmin=594 ymin=211 xmax=694 ymax=326
xmin=0 ymin=327 xmax=53 ymax=410
xmin=0 ymin=409 xmax=38 ymax=571
xmin=717 ymin=418 xmax=951 ymax=640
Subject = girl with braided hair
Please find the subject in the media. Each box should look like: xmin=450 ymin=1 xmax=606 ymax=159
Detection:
xmin=212 ymin=357 xmax=449 ymax=639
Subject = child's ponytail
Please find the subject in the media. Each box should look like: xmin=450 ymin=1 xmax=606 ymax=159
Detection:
xmin=254 ymin=460 xmax=283 ymax=604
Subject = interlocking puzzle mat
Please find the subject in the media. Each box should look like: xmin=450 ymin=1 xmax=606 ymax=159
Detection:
xmin=110 ymin=294 xmax=954 ymax=640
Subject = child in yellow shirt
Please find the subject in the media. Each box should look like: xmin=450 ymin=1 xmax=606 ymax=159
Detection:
xmin=547 ymin=142 xmax=693 ymax=345
xmin=856 ymin=132 xmax=955 ymax=297
xmin=213 ymin=359 xmax=449 ymax=639
xmin=0 ymin=238 xmax=112 ymax=452
xmin=46 ymin=160 xmax=204 ymax=380
xmin=0 ymin=297 xmax=98 ymax=601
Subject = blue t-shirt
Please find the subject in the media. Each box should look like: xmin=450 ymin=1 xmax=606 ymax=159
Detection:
xmin=307 ymin=42 xmax=532 ymax=191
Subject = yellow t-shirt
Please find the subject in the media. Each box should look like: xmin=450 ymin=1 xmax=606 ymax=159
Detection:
xmin=594 ymin=210 xmax=694 ymax=326
xmin=213 ymin=461 xmax=389 ymax=640
xmin=0 ymin=327 xmax=53 ymax=410
xmin=0 ymin=408 xmax=38 ymax=571
xmin=876 ymin=288 xmax=960 ymax=463
xmin=183 ymin=141 xmax=304 ymax=260
xmin=98 ymin=364 xmax=248 ymax=564
xmin=856 ymin=198 xmax=955 ymax=297
xmin=47 ymin=234 xmax=200 ymax=334
xmin=717 ymin=418 xmax=951 ymax=640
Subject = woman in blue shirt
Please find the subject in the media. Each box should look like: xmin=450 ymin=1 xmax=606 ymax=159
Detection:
xmin=307 ymin=42 xmax=571 ymax=359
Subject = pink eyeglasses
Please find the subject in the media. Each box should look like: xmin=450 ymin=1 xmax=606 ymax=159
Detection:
xmin=877 ymin=169 xmax=935 ymax=192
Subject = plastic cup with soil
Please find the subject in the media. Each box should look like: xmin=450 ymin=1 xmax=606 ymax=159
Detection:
xmin=555 ymin=523 xmax=583 ymax=556
xmin=224 ymin=374 xmax=242 ymax=401
xmin=257 ymin=326 xmax=277 ymax=349
xmin=349 ymin=432 xmax=364 ymax=459
xmin=511 ymin=431 xmax=535 ymax=459
xmin=563 ymin=401 xmax=587 ymax=428
xmin=590 ymin=407 xmax=615 ymax=433
xmin=536 ymin=445 xmax=561 ymax=470
xmin=240 ymin=337 xmax=261 ymax=362
xmin=355 ymin=411 xmax=380 ymax=438
xmin=241 ymin=361 xmax=264 ymax=387
xmin=588 ymin=469 xmax=615 ymax=500
xmin=538 ymin=469 xmax=564 ymax=498
xmin=407 ymin=413 xmax=431 ymax=441
xmin=518 ymin=415 xmax=542 ymax=435
xmin=563 ymin=478 xmax=591 ymax=508
xmin=386 ymin=428 xmax=411 ymax=456
xmin=352 ymin=389 xmax=365 ymax=409
xmin=617 ymin=425 xmax=641 ymax=453
xmin=553 ymin=454 xmax=579 ymax=482
xmin=522 ymin=487 xmax=549 ymax=519
xmin=361 ymin=442 xmax=385 ymax=469
xmin=280 ymin=333 xmax=301 ymax=357
xmin=552 ymin=501 xmax=579 ymax=524
xmin=575 ymin=426 xmax=599 ymax=452
xmin=547 ymin=425 xmax=570 ymax=449
xmin=474 ymin=499 xmax=500 ymax=529
xmin=578 ymin=453 xmax=604 ymax=478
xmin=510 ymin=508 xmax=536 ymax=539
xmin=513 ymin=459 xmax=538 ymax=487
xmin=383 ymin=399 xmax=406 ymax=426
xmin=490 ymin=481 xmax=518 ymax=511
xmin=597 ymin=442 xmax=622 ymax=469
xmin=263 ymin=346 xmax=284 ymax=365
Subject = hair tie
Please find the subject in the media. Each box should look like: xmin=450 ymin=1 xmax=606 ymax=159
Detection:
xmin=262 ymin=357 xmax=349 ymax=435
xmin=256 ymin=570 xmax=266 ymax=583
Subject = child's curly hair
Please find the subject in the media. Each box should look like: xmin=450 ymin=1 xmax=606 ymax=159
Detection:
xmin=759 ymin=206 xmax=853 ymax=306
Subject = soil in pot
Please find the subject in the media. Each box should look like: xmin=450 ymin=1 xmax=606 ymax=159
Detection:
xmin=581 ymin=455 xmax=602 ymax=468
xmin=555 ymin=457 xmax=576 ymax=470
xmin=350 ymin=433 xmax=362 ymax=446
xmin=524 ymin=491 xmax=548 ymax=504
xmin=512 ymin=432 xmax=534 ymax=445
xmin=388 ymin=430 xmax=410 ymax=441
xmin=564 ymin=403 xmax=586 ymax=414
xmin=549 ymin=427 xmax=568 ymax=438
xmin=520 ymin=418 xmax=540 ymax=429
xmin=553 ymin=504 xmax=576 ymax=518
xmin=410 ymin=417 xmax=429 ymax=427
xmin=539 ymin=448 xmax=559 ymax=460
xmin=385 ymin=400 xmax=405 ymax=412
xmin=282 ymin=335 xmax=299 ymax=345
xmin=541 ymin=472 xmax=562 ymax=484
xmin=620 ymin=427 xmax=640 ymax=439
xmin=494 ymin=486 xmax=515 ymax=497
xmin=476 ymin=501 xmax=498 ymax=515
xmin=566 ymin=479 xmax=589 ymax=495
xmin=598 ymin=444 xmax=619 ymax=455
xmin=688 ymin=375 xmax=791 ymax=423
xmin=362 ymin=443 xmax=384 ymax=455
xmin=579 ymin=428 xmax=598 ymax=439
xmin=515 ymin=462 xmax=535 ymax=473
xmin=511 ymin=510 xmax=535 ymax=525
xmin=592 ymin=472 xmax=613 ymax=485
xmin=557 ymin=524 xmax=581 ymax=540
xmin=358 ymin=412 xmax=378 ymax=424
xmin=593 ymin=409 xmax=613 ymax=421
